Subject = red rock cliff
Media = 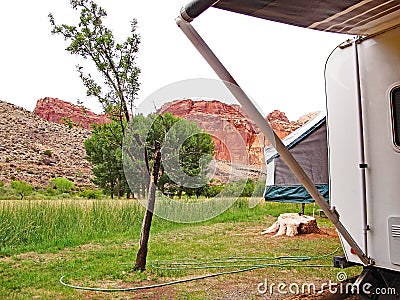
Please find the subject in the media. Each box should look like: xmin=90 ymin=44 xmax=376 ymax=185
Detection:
xmin=159 ymin=99 xmax=308 ymax=168
xmin=159 ymin=99 xmax=261 ymax=166
xmin=34 ymin=97 xmax=110 ymax=130
xmin=33 ymin=97 xmax=316 ymax=170
xmin=267 ymin=110 xmax=298 ymax=139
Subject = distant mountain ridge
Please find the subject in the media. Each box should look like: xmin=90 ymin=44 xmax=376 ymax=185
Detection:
xmin=159 ymin=99 xmax=316 ymax=169
xmin=0 ymin=98 xmax=317 ymax=187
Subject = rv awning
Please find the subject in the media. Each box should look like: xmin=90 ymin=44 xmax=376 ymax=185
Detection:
xmin=183 ymin=0 xmax=400 ymax=35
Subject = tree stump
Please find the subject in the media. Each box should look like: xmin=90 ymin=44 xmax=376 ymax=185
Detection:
xmin=262 ymin=213 xmax=321 ymax=237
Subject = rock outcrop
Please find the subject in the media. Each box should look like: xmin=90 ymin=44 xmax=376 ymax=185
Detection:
xmin=0 ymin=100 xmax=93 ymax=188
xmin=34 ymin=97 xmax=110 ymax=130
xmin=1 ymin=97 xmax=318 ymax=187
xmin=159 ymin=99 xmax=310 ymax=170
xmin=159 ymin=100 xmax=263 ymax=168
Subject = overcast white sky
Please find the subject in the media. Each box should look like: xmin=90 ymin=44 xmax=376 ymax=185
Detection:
xmin=0 ymin=1 xmax=350 ymax=121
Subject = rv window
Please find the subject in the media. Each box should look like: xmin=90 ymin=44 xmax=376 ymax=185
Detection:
xmin=392 ymin=87 xmax=400 ymax=147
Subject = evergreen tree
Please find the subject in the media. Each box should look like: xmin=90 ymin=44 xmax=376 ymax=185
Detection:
xmin=84 ymin=121 xmax=131 ymax=198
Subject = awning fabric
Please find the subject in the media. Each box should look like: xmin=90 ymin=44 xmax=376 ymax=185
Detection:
xmin=211 ymin=0 xmax=400 ymax=35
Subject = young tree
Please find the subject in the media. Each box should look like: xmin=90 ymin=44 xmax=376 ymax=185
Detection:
xmin=161 ymin=120 xmax=214 ymax=198
xmin=125 ymin=113 xmax=215 ymax=270
xmin=11 ymin=181 xmax=34 ymax=200
xmin=49 ymin=0 xmax=140 ymax=195
xmin=49 ymin=0 xmax=140 ymax=129
xmin=49 ymin=2 xmax=214 ymax=271
xmin=85 ymin=121 xmax=129 ymax=199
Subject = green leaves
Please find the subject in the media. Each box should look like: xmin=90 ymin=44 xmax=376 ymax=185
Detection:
xmin=50 ymin=177 xmax=75 ymax=194
xmin=123 ymin=113 xmax=215 ymax=198
xmin=49 ymin=0 xmax=140 ymax=124
xmin=85 ymin=121 xmax=129 ymax=198
xmin=10 ymin=181 xmax=34 ymax=200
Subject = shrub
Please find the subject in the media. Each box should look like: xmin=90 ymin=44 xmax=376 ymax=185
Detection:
xmin=43 ymin=150 xmax=52 ymax=157
xmin=253 ymin=180 xmax=266 ymax=197
xmin=222 ymin=179 xmax=256 ymax=198
xmin=11 ymin=180 xmax=34 ymax=200
xmin=59 ymin=193 xmax=72 ymax=199
xmin=79 ymin=189 xmax=103 ymax=199
xmin=240 ymin=179 xmax=255 ymax=197
xmin=61 ymin=117 xmax=78 ymax=129
xmin=44 ymin=185 xmax=56 ymax=197
xmin=50 ymin=177 xmax=74 ymax=194
xmin=0 ymin=182 xmax=10 ymax=200
xmin=203 ymin=184 xmax=224 ymax=198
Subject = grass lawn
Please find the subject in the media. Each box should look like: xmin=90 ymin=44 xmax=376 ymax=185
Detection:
xmin=0 ymin=199 xmax=362 ymax=299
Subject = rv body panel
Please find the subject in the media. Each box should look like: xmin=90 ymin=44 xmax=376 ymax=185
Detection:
xmin=326 ymin=26 xmax=400 ymax=271
xmin=325 ymin=43 xmax=365 ymax=266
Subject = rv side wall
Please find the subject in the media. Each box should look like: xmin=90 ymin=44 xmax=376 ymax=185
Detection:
xmin=326 ymin=26 xmax=400 ymax=272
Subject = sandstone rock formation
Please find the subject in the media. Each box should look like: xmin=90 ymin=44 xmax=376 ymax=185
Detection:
xmin=159 ymin=100 xmax=264 ymax=167
xmin=159 ymin=99 xmax=317 ymax=182
xmin=1 ymin=97 xmax=318 ymax=187
xmin=34 ymin=97 xmax=110 ymax=130
xmin=0 ymin=100 xmax=93 ymax=188
xmin=159 ymin=100 xmax=309 ymax=168
xmin=296 ymin=111 xmax=320 ymax=126
xmin=267 ymin=110 xmax=295 ymax=139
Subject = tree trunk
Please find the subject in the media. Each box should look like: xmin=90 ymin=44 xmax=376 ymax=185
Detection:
xmin=111 ymin=182 xmax=115 ymax=199
xmin=141 ymin=181 xmax=146 ymax=199
xmin=134 ymin=142 xmax=161 ymax=271
xmin=117 ymin=175 xmax=122 ymax=199
xmin=178 ymin=185 xmax=183 ymax=199
xmin=262 ymin=213 xmax=321 ymax=237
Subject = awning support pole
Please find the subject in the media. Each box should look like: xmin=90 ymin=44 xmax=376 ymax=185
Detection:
xmin=176 ymin=16 xmax=371 ymax=266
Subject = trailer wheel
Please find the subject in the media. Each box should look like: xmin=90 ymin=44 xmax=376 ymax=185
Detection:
xmin=354 ymin=267 xmax=399 ymax=300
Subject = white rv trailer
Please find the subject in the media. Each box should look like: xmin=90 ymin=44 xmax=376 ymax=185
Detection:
xmin=176 ymin=0 xmax=400 ymax=293
xmin=326 ymin=27 xmax=400 ymax=274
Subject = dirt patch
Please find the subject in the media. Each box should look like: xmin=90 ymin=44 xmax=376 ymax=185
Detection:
xmin=287 ymin=293 xmax=362 ymax=300
xmin=262 ymin=227 xmax=338 ymax=240
xmin=4 ymin=251 xmax=61 ymax=266
xmin=70 ymin=279 xmax=179 ymax=299
xmin=0 ymin=243 xmax=106 ymax=265
xmin=66 ymin=272 xmax=364 ymax=300
xmin=297 ymin=227 xmax=338 ymax=240
xmin=78 ymin=243 xmax=104 ymax=251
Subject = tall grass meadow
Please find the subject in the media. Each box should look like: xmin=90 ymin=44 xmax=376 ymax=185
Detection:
xmin=0 ymin=200 xmax=145 ymax=255
xmin=0 ymin=197 xmax=322 ymax=256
